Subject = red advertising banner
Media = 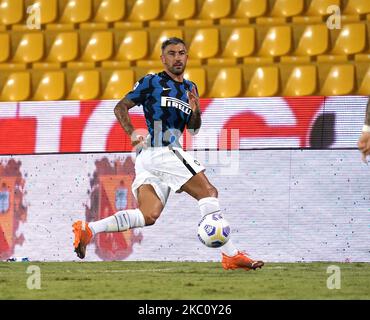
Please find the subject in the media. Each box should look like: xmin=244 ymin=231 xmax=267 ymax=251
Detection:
xmin=0 ymin=96 xmax=367 ymax=155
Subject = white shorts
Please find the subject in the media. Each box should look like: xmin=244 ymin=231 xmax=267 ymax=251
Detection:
xmin=132 ymin=147 xmax=205 ymax=206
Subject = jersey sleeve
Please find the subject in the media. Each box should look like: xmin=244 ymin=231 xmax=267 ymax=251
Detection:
xmin=124 ymin=75 xmax=152 ymax=106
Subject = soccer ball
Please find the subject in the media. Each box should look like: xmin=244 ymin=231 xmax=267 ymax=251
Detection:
xmin=197 ymin=213 xmax=231 ymax=248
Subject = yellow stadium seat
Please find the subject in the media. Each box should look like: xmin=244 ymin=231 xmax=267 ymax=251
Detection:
xmin=245 ymin=66 xmax=280 ymax=97
xmin=234 ymin=0 xmax=267 ymax=19
xmin=293 ymin=0 xmax=341 ymax=23
xmin=104 ymin=30 xmax=148 ymax=68
xmin=33 ymin=71 xmax=65 ymax=101
xmin=0 ymin=63 xmax=27 ymax=71
xmin=307 ymin=0 xmax=341 ymax=16
xmin=0 ymin=0 xmax=23 ymax=26
xmin=209 ymin=67 xmax=242 ymax=98
xmin=320 ymin=64 xmax=355 ymax=95
xmin=208 ymin=27 xmax=255 ymax=66
xmin=283 ymin=65 xmax=318 ymax=96
xmin=162 ymin=0 xmax=196 ymax=21
xmin=59 ymin=0 xmax=92 ymax=24
xmin=223 ymin=28 xmax=255 ymax=58
xmin=185 ymin=0 xmax=231 ymax=26
xmin=151 ymin=0 xmax=194 ymax=27
xmin=128 ymin=0 xmax=160 ymax=22
xmin=199 ymin=0 xmax=231 ymax=19
xmin=295 ymin=24 xmax=329 ymax=56
xmin=81 ymin=31 xmax=113 ymax=62
xmin=102 ymin=70 xmax=134 ymax=100
xmin=220 ymin=0 xmax=267 ymax=25
xmin=185 ymin=0 xmax=231 ymax=27
xmin=281 ymin=24 xmax=329 ymax=63
xmin=136 ymin=30 xmax=182 ymax=68
xmin=68 ymin=71 xmax=100 ymax=100
xmin=0 ymin=33 xmax=10 ymax=62
xmin=46 ymin=24 xmax=75 ymax=31
xmin=318 ymin=23 xmax=366 ymax=62
xmin=220 ymin=0 xmax=268 ymax=26
xmin=184 ymin=68 xmax=206 ymax=97
xmin=12 ymin=33 xmax=44 ymax=64
xmin=257 ymin=0 xmax=304 ymax=24
xmin=271 ymin=0 xmax=305 ymax=17
xmin=357 ymin=66 xmax=370 ymax=95
xmin=0 ymin=72 xmax=30 ymax=101
xmin=188 ymin=28 xmax=219 ymax=60
xmin=45 ymin=32 xmax=79 ymax=63
xmin=258 ymin=26 xmax=292 ymax=58
xmin=28 ymin=0 xmax=58 ymax=25
xmin=355 ymin=49 xmax=370 ymax=62
xmin=331 ymin=23 xmax=366 ymax=56
xmin=93 ymin=0 xmax=126 ymax=23
xmin=66 ymin=62 xmax=96 ymax=70
xmin=343 ymin=0 xmax=370 ymax=17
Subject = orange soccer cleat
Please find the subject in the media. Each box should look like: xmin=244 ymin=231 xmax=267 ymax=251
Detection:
xmin=72 ymin=220 xmax=93 ymax=259
xmin=222 ymin=251 xmax=264 ymax=271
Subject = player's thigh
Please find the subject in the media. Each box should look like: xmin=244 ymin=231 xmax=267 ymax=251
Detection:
xmin=180 ymin=171 xmax=218 ymax=200
xmin=137 ymin=184 xmax=164 ymax=223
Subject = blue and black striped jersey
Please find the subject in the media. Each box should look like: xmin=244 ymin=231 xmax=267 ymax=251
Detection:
xmin=125 ymin=71 xmax=198 ymax=148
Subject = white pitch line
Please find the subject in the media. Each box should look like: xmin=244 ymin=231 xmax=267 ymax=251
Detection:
xmin=68 ymin=268 xmax=177 ymax=273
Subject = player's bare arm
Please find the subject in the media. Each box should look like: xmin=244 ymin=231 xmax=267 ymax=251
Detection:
xmin=114 ymin=98 xmax=143 ymax=147
xmin=365 ymin=97 xmax=370 ymax=126
xmin=187 ymin=87 xmax=202 ymax=135
xmin=358 ymin=97 xmax=370 ymax=163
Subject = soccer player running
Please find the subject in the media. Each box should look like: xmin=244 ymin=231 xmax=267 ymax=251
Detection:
xmin=358 ymin=97 xmax=370 ymax=163
xmin=72 ymin=37 xmax=264 ymax=271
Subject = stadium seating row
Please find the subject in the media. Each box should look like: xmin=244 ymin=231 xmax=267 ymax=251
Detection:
xmin=0 ymin=23 xmax=369 ymax=70
xmin=0 ymin=64 xmax=368 ymax=101
xmin=0 ymin=0 xmax=369 ymax=29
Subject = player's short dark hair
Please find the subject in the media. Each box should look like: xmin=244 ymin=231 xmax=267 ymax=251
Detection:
xmin=161 ymin=37 xmax=187 ymax=51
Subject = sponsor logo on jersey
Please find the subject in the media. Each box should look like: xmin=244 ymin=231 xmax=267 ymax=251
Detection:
xmin=161 ymin=96 xmax=192 ymax=115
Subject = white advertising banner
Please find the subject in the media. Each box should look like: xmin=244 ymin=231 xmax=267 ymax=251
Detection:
xmin=1 ymin=150 xmax=369 ymax=263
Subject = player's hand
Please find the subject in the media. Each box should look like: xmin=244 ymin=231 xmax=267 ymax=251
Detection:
xmin=131 ymin=134 xmax=146 ymax=149
xmin=358 ymin=132 xmax=370 ymax=163
xmin=187 ymin=86 xmax=200 ymax=112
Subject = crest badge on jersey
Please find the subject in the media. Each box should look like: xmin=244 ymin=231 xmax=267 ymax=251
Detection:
xmin=85 ymin=157 xmax=143 ymax=261
xmin=0 ymin=159 xmax=27 ymax=260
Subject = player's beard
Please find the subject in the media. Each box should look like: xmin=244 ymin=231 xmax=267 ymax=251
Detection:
xmin=169 ymin=63 xmax=186 ymax=75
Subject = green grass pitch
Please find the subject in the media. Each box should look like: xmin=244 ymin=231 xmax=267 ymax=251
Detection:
xmin=0 ymin=261 xmax=369 ymax=299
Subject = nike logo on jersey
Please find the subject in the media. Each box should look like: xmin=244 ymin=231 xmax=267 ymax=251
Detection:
xmin=162 ymin=88 xmax=171 ymax=91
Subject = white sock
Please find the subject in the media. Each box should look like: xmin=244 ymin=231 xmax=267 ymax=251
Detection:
xmin=89 ymin=208 xmax=145 ymax=236
xmin=198 ymin=197 xmax=221 ymax=217
xmin=221 ymin=239 xmax=238 ymax=257
xmin=198 ymin=197 xmax=238 ymax=257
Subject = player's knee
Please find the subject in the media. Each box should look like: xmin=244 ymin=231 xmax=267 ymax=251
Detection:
xmin=207 ymin=185 xmax=218 ymax=198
